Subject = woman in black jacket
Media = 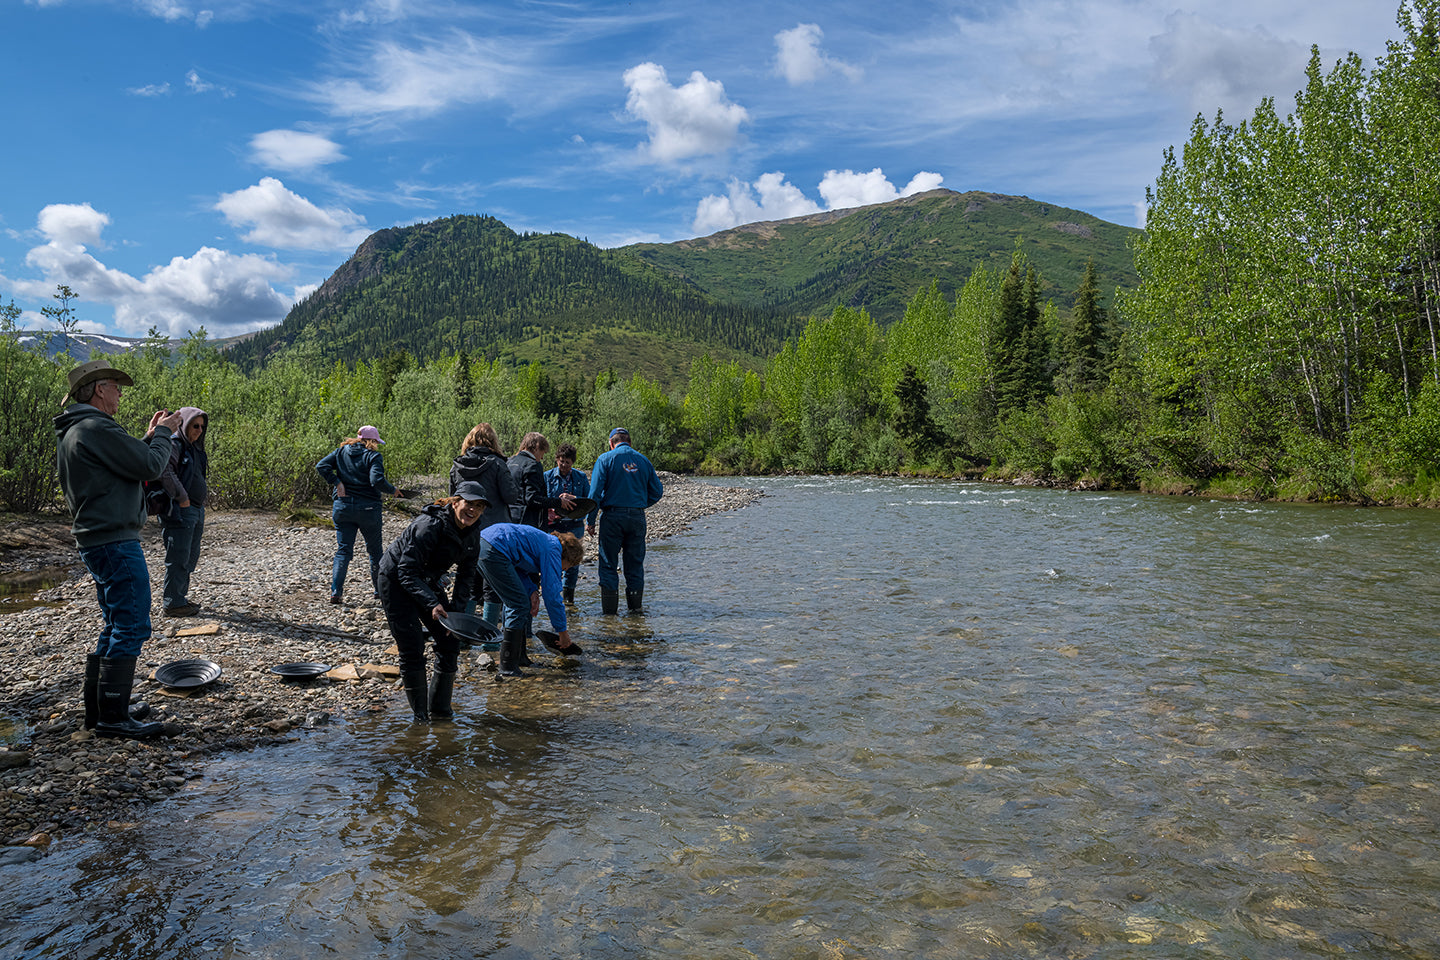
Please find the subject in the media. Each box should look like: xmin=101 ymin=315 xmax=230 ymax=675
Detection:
xmin=449 ymin=422 xmax=520 ymax=623
xmin=507 ymin=432 xmax=576 ymax=528
xmin=377 ymin=482 xmax=488 ymax=723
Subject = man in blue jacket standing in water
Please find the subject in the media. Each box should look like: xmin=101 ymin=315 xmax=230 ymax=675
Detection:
xmin=586 ymin=427 xmax=663 ymax=614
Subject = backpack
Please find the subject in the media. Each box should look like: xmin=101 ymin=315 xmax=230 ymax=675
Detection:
xmin=144 ymin=478 xmax=170 ymax=517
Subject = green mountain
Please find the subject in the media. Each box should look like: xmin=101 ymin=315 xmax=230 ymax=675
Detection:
xmin=619 ymin=189 xmax=1141 ymax=325
xmin=228 ymin=192 xmax=1141 ymax=385
xmin=225 ymin=215 xmax=801 ymax=385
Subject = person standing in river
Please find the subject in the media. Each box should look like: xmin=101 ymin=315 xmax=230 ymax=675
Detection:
xmin=377 ymin=483 xmax=489 ymax=723
xmin=54 ymin=358 xmax=181 ymax=740
xmin=449 ymin=422 xmax=519 ymax=624
xmin=155 ymin=406 xmax=209 ymax=618
xmin=543 ymin=441 xmax=591 ymax=605
xmin=587 ymin=427 xmax=663 ymax=614
xmin=316 ymin=425 xmax=396 ymax=604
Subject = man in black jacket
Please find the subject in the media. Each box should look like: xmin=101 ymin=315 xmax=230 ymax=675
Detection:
xmin=508 ymin=432 xmax=575 ymax=527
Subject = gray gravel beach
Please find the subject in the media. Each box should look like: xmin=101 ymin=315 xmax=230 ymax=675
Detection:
xmin=0 ymin=473 xmax=760 ymax=859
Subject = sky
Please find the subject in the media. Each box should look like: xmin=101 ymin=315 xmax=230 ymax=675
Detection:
xmin=0 ymin=0 xmax=1401 ymax=340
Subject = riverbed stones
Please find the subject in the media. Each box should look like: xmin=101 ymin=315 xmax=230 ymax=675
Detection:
xmin=0 ymin=473 xmax=760 ymax=848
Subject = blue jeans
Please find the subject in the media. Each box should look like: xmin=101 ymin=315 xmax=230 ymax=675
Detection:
xmin=160 ymin=504 xmax=205 ymax=610
xmin=476 ymin=539 xmax=535 ymax=633
xmin=332 ymin=499 xmax=384 ymax=598
xmin=596 ymin=507 xmax=646 ymax=594
xmin=77 ymin=539 xmax=153 ymax=658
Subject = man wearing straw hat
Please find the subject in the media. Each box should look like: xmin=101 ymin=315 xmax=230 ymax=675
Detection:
xmin=54 ymin=358 xmax=183 ymax=739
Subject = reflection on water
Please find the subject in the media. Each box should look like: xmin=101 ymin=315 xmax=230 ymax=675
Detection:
xmin=0 ymin=565 xmax=76 ymax=615
xmin=4 ymin=479 xmax=1440 ymax=959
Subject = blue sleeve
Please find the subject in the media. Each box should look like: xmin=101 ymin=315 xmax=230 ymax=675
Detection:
xmin=538 ymin=540 xmax=567 ymax=631
xmin=588 ymin=454 xmax=607 ymax=505
xmin=369 ymin=451 xmax=397 ymax=495
xmin=647 ymin=467 xmax=663 ymax=508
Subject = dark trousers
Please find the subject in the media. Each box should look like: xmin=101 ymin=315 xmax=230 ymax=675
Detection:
xmin=378 ymin=574 xmax=459 ymax=674
xmin=596 ymin=507 xmax=646 ymax=593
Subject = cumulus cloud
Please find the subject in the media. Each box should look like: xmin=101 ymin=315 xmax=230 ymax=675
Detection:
xmin=310 ymin=33 xmax=513 ymax=119
xmin=774 ymin=23 xmax=861 ymax=85
xmin=215 ymin=178 xmax=370 ymax=251
xmin=693 ymin=168 xmax=944 ymax=234
xmin=693 ymin=172 xmax=822 ymax=234
xmin=818 ymin=168 xmax=944 ymax=209
xmin=623 ymin=62 xmax=749 ymax=163
xmin=1148 ymin=12 xmax=1311 ymax=117
xmin=37 ymin=203 xmax=111 ymax=247
xmin=14 ymin=204 xmax=293 ymax=337
xmin=249 ymin=130 xmax=347 ymax=172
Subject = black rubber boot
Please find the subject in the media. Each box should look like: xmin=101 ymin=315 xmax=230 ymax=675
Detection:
xmin=95 ymin=657 xmax=164 ymax=739
xmin=401 ymin=668 xmax=430 ymax=723
xmin=85 ymin=654 xmax=150 ymax=730
xmin=517 ymin=633 xmax=534 ymax=667
xmin=626 ymin=589 xmax=643 ymax=612
xmin=428 ymin=670 xmax=456 ymax=721
xmin=497 ymin=628 xmax=529 ymax=680
xmin=563 ymin=585 xmax=575 ymax=605
xmin=601 ymin=588 xmax=619 ymax=615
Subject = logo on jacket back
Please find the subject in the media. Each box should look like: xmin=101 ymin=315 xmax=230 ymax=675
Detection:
xmin=622 ymin=462 xmax=638 ymax=473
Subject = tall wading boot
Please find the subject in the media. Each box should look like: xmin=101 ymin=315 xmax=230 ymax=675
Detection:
xmin=562 ymin=585 xmax=575 ymax=605
xmin=517 ymin=633 xmax=534 ymax=667
xmin=497 ymin=628 xmax=529 ymax=680
xmin=428 ymin=670 xmax=456 ymax=721
xmin=84 ymin=654 xmax=151 ymax=730
xmin=95 ymin=656 xmax=164 ymax=739
xmin=626 ymin=589 xmax=643 ymax=612
xmin=482 ymin=601 xmax=502 ymax=626
xmin=601 ymin=588 xmax=620 ymax=615
xmin=401 ymin=668 xmax=430 ymax=723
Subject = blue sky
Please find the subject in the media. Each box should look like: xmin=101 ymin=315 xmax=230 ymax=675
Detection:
xmin=0 ymin=0 xmax=1398 ymax=339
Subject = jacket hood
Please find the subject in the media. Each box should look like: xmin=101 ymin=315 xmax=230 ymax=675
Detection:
xmin=53 ymin=403 xmax=108 ymax=440
xmin=176 ymin=406 xmax=207 ymax=446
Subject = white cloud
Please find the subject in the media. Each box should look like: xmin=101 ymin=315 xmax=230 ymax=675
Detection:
xmin=128 ymin=82 xmax=172 ymax=97
xmin=774 ymin=23 xmax=861 ymax=85
xmin=215 ymin=178 xmax=370 ymax=251
xmin=1149 ymin=12 xmax=1312 ymax=118
xmin=138 ymin=0 xmax=189 ymax=22
xmin=693 ymin=168 xmax=942 ymax=233
xmin=14 ymin=206 xmax=293 ymax=337
xmin=186 ymin=69 xmax=233 ymax=97
xmin=249 ymin=130 xmax=347 ymax=172
xmin=310 ymin=32 xmax=513 ymax=119
xmin=38 ymin=203 xmax=111 ymax=247
xmin=818 ymin=168 xmax=944 ymax=210
xmin=623 ymin=61 xmax=748 ymax=163
xmin=693 ymin=172 xmax=822 ymax=234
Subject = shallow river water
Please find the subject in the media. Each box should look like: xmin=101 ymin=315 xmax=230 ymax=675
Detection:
xmin=5 ymin=477 xmax=1440 ymax=959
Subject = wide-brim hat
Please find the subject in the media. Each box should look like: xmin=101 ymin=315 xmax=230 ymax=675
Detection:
xmin=64 ymin=359 xmax=134 ymax=405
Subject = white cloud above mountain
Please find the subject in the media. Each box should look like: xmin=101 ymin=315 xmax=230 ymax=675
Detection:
xmin=774 ymin=23 xmax=861 ymax=85
xmin=694 ymin=168 xmax=943 ymax=234
xmin=624 ymin=61 xmax=749 ymax=163
xmin=215 ymin=178 xmax=370 ymax=251
xmin=249 ymin=130 xmax=347 ymax=172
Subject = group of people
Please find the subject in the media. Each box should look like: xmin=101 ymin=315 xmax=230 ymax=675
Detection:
xmin=319 ymin=421 xmax=663 ymax=724
xmin=55 ymin=356 xmax=668 ymax=736
xmin=54 ymin=359 xmax=211 ymax=740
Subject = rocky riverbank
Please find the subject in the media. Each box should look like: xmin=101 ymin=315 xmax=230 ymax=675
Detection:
xmin=0 ymin=474 xmax=761 ymax=859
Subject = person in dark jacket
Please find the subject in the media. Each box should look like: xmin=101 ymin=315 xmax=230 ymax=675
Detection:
xmin=155 ymin=406 xmax=208 ymax=617
xmin=377 ymin=482 xmax=489 ymax=723
xmin=55 ymin=358 xmax=180 ymax=740
xmin=508 ymin=432 xmax=576 ymax=528
xmin=316 ymin=425 xmax=396 ymax=604
xmin=543 ymin=441 xmax=591 ymax=605
xmin=587 ymin=427 xmax=664 ymax=613
xmin=449 ymin=422 xmax=520 ymax=622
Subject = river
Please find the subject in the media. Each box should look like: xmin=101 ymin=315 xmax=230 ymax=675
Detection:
xmin=4 ymin=477 xmax=1439 ymax=958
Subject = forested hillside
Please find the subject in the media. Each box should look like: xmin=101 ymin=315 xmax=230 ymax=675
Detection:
xmin=620 ymin=189 xmax=1139 ymax=325
xmin=225 ymin=215 xmax=803 ymax=384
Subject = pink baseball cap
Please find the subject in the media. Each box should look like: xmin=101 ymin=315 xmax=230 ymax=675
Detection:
xmin=358 ymin=425 xmax=385 ymax=444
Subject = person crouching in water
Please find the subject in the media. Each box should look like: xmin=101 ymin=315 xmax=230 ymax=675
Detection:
xmin=477 ymin=523 xmax=584 ymax=679
xmin=377 ymin=482 xmax=488 ymax=722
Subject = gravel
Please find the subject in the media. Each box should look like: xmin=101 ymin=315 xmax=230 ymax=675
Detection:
xmin=0 ymin=472 xmax=761 ymax=848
